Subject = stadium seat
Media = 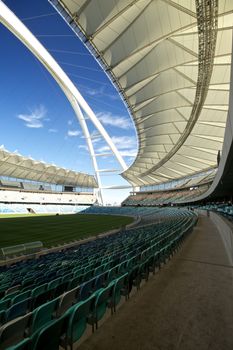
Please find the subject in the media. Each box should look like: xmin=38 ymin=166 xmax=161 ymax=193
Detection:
xmin=90 ymin=284 xmax=114 ymax=330
xmin=61 ymin=294 xmax=96 ymax=349
xmin=53 ymin=281 xmax=69 ymax=298
xmin=48 ymin=278 xmax=62 ymax=291
xmin=112 ymin=273 xmax=128 ymax=312
xmin=5 ymin=337 xmax=30 ymax=350
xmin=31 ymin=284 xmax=47 ymax=298
xmin=94 ymin=272 xmax=108 ymax=291
xmin=68 ymin=276 xmax=81 ymax=290
xmin=29 ymin=298 xmax=60 ymax=335
xmin=12 ymin=291 xmax=31 ymax=305
xmin=0 ymin=311 xmax=6 ymax=327
xmin=0 ymin=299 xmax=10 ymax=312
xmin=6 ymin=298 xmax=32 ymax=322
xmin=79 ymin=278 xmax=96 ymax=300
xmin=5 ymin=285 xmax=21 ymax=296
xmin=32 ymin=313 xmax=69 ymax=350
xmin=57 ymin=286 xmax=80 ymax=317
xmin=0 ymin=313 xmax=31 ymax=349
xmin=61 ymin=273 xmax=73 ymax=283
xmin=33 ymin=290 xmax=52 ymax=309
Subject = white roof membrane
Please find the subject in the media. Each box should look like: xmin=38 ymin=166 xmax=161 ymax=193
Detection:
xmin=51 ymin=0 xmax=233 ymax=186
xmin=0 ymin=147 xmax=97 ymax=188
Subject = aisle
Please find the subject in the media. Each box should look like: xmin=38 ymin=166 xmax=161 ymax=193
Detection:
xmin=76 ymin=215 xmax=233 ymax=350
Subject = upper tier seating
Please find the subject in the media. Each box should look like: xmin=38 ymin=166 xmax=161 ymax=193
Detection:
xmin=0 ymin=190 xmax=95 ymax=205
xmin=123 ymin=185 xmax=210 ymax=207
xmin=0 ymin=203 xmax=89 ymax=215
xmin=0 ymin=181 xmax=22 ymax=189
xmin=0 ymin=208 xmax=197 ymax=349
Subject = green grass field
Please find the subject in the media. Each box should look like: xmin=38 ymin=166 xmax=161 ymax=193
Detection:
xmin=0 ymin=213 xmax=133 ymax=248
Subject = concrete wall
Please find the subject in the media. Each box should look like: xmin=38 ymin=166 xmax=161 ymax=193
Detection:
xmin=197 ymin=210 xmax=233 ymax=266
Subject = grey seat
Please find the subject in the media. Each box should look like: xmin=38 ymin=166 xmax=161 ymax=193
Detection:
xmin=0 ymin=313 xmax=31 ymax=350
xmin=57 ymin=286 xmax=80 ymax=317
xmin=5 ymin=337 xmax=30 ymax=350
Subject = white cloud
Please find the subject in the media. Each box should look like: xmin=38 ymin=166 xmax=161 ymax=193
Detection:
xmin=96 ymin=145 xmax=110 ymax=153
xmin=119 ymin=149 xmax=137 ymax=157
xmin=84 ymin=85 xmax=118 ymax=100
xmin=49 ymin=128 xmax=58 ymax=133
xmin=68 ymin=120 xmax=73 ymax=126
xmin=78 ymin=145 xmax=88 ymax=151
xmin=67 ymin=129 xmax=81 ymax=137
xmin=96 ymin=136 xmax=137 ymax=158
xmin=112 ymin=136 xmax=137 ymax=149
xmin=17 ymin=105 xmax=47 ymax=128
xmin=97 ymin=112 xmax=133 ymax=130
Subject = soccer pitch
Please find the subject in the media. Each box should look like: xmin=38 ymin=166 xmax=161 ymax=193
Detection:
xmin=0 ymin=213 xmax=133 ymax=248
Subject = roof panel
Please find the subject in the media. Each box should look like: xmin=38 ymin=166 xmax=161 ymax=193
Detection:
xmin=52 ymin=0 xmax=233 ymax=187
xmin=0 ymin=147 xmax=97 ymax=188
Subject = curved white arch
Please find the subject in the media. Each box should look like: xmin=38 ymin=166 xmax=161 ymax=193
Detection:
xmin=0 ymin=0 xmax=128 ymax=204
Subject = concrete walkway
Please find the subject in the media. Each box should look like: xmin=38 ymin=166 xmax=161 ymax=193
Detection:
xmin=77 ymin=215 xmax=233 ymax=350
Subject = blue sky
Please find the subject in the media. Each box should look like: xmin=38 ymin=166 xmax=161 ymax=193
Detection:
xmin=0 ymin=0 xmax=138 ymax=204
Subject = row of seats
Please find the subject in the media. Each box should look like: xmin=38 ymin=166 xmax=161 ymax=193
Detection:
xmin=123 ymin=185 xmax=210 ymax=206
xmin=0 ymin=216 xmax=196 ymax=349
xmin=0 ymin=190 xmax=95 ymax=207
xmin=0 ymin=204 xmax=89 ymax=215
xmin=0 ymin=209 xmax=197 ymax=349
xmin=0 ymin=209 xmax=193 ymax=294
xmin=199 ymin=203 xmax=233 ymax=219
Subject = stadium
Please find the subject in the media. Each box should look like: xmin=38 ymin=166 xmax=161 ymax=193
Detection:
xmin=0 ymin=0 xmax=233 ymax=349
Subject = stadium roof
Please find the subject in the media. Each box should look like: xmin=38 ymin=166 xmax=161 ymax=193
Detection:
xmin=0 ymin=147 xmax=97 ymax=188
xmin=51 ymin=0 xmax=233 ymax=187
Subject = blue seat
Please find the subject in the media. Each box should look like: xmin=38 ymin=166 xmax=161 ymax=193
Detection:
xmin=12 ymin=291 xmax=31 ymax=305
xmin=79 ymin=278 xmax=95 ymax=301
xmin=7 ymin=298 xmax=32 ymax=322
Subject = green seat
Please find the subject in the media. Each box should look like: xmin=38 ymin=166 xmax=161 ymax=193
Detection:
xmin=68 ymin=276 xmax=81 ymax=290
xmin=48 ymin=278 xmax=61 ymax=291
xmin=112 ymin=273 xmax=128 ymax=312
xmin=31 ymin=284 xmax=47 ymax=298
xmin=0 ymin=310 xmax=6 ymax=326
xmin=12 ymin=291 xmax=31 ymax=305
xmin=61 ymin=294 xmax=96 ymax=350
xmin=91 ymin=284 xmax=114 ymax=330
xmin=30 ymin=297 xmax=60 ymax=335
xmin=5 ymin=337 xmax=30 ymax=350
xmin=0 ymin=299 xmax=11 ymax=312
xmin=32 ymin=312 xmax=69 ymax=350
xmin=2 ymin=291 xmax=18 ymax=301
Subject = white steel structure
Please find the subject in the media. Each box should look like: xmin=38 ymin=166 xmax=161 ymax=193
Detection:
xmin=50 ymin=0 xmax=233 ymax=188
xmin=0 ymin=0 xmax=128 ymax=205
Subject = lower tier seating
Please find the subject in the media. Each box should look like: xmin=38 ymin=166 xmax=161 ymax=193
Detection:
xmin=0 ymin=208 xmax=197 ymax=350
